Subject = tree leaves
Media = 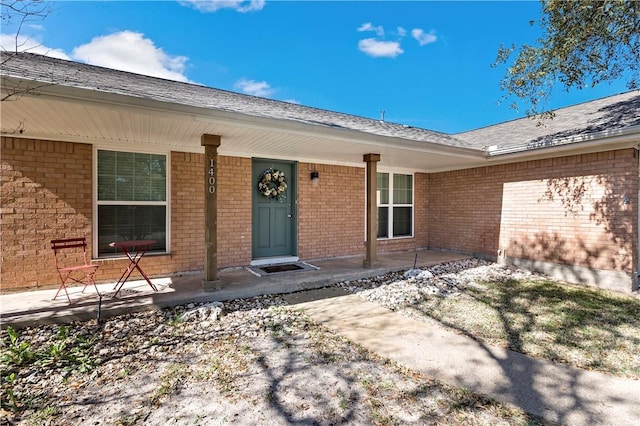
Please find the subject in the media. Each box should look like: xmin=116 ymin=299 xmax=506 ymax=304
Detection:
xmin=493 ymin=0 xmax=640 ymax=120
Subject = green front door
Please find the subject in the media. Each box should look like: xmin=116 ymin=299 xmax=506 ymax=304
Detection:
xmin=252 ymin=159 xmax=297 ymax=259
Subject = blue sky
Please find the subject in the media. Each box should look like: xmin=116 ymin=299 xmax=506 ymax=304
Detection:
xmin=1 ymin=1 xmax=632 ymax=133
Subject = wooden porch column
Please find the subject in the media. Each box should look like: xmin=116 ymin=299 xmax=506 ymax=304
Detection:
xmin=363 ymin=153 xmax=380 ymax=268
xmin=202 ymin=134 xmax=222 ymax=291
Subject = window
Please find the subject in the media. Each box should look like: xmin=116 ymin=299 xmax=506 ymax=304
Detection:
xmin=96 ymin=150 xmax=168 ymax=256
xmin=377 ymin=172 xmax=413 ymax=238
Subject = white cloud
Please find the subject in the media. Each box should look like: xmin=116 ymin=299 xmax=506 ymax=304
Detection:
xmin=180 ymin=0 xmax=265 ymax=13
xmin=411 ymin=28 xmax=437 ymax=46
xmin=234 ymin=78 xmax=274 ymax=97
xmin=71 ymin=31 xmax=191 ymax=82
xmin=1 ymin=33 xmax=69 ymax=59
xmin=357 ymin=22 xmax=385 ymax=37
xmin=356 ymin=23 xmax=437 ymax=58
xmin=358 ymin=38 xmax=403 ymax=58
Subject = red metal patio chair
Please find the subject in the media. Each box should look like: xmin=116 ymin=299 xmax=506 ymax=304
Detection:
xmin=51 ymin=237 xmax=100 ymax=303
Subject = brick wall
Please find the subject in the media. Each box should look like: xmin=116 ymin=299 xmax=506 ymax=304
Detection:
xmin=0 ymin=138 xmax=255 ymax=291
xmin=217 ymin=156 xmax=253 ymax=267
xmin=1 ymin=138 xmax=94 ymax=290
xmin=297 ymin=166 xmax=429 ymax=258
xmin=170 ymin=152 xmax=205 ymax=272
xmin=429 ymin=166 xmax=503 ymax=255
xmin=4 ymin=135 xmax=635 ymax=291
xmin=429 ymin=149 xmax=638 ymax=274
xmin=78 ymin=151 xmax=204 ymax=281
xmin=297 ymin=163 xmax=365 ymax=259
xmin=50 ymin=152 xmax=255 ymax=285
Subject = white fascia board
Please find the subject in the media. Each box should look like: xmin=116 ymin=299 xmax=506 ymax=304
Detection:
xmin=12 ymin=79 xmax=486 ymax=161
xmin=186 ymin=107 xmax=486 ymax=160
xmin=486 ymin=126 xmax=640 ymax=158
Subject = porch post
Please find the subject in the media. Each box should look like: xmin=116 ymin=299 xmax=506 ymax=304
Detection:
xmin=202 ymin=134 xmax=222 ymax=291
xmin=363 ymin=153 xmax=380 ymax=268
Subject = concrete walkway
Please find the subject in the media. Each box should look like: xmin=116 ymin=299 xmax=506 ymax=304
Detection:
xmin=285 ymin=289 xmax=640 ymax=426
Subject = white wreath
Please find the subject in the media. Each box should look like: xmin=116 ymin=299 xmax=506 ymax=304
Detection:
xmin=258 ymin=168 xmax=287 ymax=199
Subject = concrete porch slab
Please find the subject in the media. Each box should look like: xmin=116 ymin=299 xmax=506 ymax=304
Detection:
xmin=0 ymin=250 xmax=468 ymax=329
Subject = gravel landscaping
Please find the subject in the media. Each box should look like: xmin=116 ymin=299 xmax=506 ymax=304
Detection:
xmin=5 ymin=258 xmax=636 ymax=425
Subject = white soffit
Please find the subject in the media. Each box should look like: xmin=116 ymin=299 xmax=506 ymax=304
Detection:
xmin=0 ymin=90 xmax=487 ymax=172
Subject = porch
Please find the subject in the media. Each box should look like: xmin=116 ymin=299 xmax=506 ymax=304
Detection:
xmin=0 ymin=250 xmax=469 ymax=329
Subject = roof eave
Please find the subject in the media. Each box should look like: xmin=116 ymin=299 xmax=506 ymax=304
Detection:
xmin=483 ymin=126 xmax=640 ymax=163
xmin=1 ymin=75 xmax=486 ymax=160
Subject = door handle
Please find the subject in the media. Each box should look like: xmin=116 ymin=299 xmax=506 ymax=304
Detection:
xmin=288 ymin=214 xmax=292 ymax=218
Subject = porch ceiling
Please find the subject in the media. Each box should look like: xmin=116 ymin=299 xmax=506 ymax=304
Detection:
xmin=1 ymin=90 xmax=487 ymax=173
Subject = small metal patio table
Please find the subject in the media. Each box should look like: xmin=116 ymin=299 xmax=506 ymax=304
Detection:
xmin=109 ymin=239 xmax=158 ymax=297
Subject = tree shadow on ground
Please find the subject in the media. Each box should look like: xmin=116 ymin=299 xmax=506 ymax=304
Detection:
xmin=406 ymin=274 xmax=640 ymax=424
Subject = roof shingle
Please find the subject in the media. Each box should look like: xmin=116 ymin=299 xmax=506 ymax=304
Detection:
xmin=2 ymin=52 xmax=638 ymax=154
xmin=455 ymin=91 xmax=640 ymax=153
xmin=0 ymin=52 xmax=471 ymax=149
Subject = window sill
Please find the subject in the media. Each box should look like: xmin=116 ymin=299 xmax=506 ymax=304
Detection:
xmin=377 ymin=236 xmax=414 ymax=241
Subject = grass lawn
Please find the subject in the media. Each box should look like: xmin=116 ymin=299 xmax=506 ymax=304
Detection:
xmin=407 ymin=276 xmax=640 ymax=379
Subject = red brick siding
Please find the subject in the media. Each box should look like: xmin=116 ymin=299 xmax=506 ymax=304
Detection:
xmin=170 ymin=152 xmax=205 ymax=272
xmin=1 ymin=138 xmax=94 ymax=289
xmin=85 ymin=151 xmax=205 ymax=281
xmin=0 ymin=139 xmax=254 ymax=290
xmin=297 ymin=163 xmax=365 ymax=259
xmin=95 ymin=153 xmax=253 ymax=280
xmin=429 ymin=166 xmax=502 ymax=255
xmin=4 ymin=135 xmax=635 ymax=291
xmin=429 ymin=149 xmax=638 ymax=273
xmin=217 ymin=156 xmax=252 ymax=267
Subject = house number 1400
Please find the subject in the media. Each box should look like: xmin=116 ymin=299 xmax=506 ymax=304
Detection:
xmin=208 ymin=159 xmax=216 ymax=194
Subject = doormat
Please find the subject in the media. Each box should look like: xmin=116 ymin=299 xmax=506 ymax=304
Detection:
xmin=261 ymin=263 xmax=303 ymax=273
xmin=247 ymin=261 xmax=318 ymax=277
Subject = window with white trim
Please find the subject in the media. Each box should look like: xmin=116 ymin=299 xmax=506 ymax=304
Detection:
xmin=377 ymin=172 xmax=413 ymax=238
xmin=96 ymin=149 xmax=168 ymax=256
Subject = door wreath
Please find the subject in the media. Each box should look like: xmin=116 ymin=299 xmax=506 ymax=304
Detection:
xmin=257 ymin=168 xmax=288 ymax=199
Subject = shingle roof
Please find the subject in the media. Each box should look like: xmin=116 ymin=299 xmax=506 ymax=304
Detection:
xmin=2 ymin=52 xmax=638 ymax=155
xmin=455 ymin=90 xmax=640 ymax=153
xmin=0 ymin=52 xmax=471 ymax=149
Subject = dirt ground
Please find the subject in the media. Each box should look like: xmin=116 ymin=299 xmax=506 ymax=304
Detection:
xmin=2 ymin=294 xmax=546 ymax=425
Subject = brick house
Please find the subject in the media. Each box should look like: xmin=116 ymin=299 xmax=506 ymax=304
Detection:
xmin=2 ymin=53 xmax=638 ymax=294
